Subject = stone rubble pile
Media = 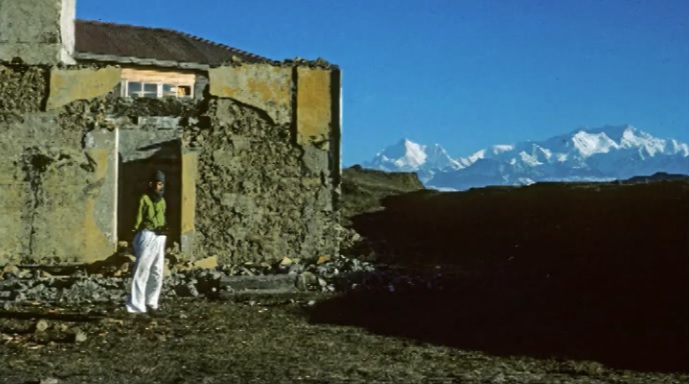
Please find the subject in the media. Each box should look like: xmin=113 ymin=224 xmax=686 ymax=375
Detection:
xmin=0 ymin=237 xmax=449 ymax=308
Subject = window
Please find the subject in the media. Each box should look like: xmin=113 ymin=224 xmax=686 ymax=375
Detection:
xmin=162 ymin=84 xmax=177 ymax=98
xmin=122 ymin=81 xmax=194 ymax=99
xmin=127 ymin=82 xmax=142 ymax=98
xmin=163 ymin=84 xmax=192 ymax=98
xmin=143 ymin=83 xmax=158 ymax=98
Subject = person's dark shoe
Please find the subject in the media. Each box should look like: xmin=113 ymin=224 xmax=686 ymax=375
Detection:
xmin=146 ymin=306 xmax=166 ymax=318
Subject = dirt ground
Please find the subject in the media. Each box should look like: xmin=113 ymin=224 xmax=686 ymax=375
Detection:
xmin=0 ymin=294 xmax=686 ymax=384
xmin=1 ymin=175 xmax=687 ymax=383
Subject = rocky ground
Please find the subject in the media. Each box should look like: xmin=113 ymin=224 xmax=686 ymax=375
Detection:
xmin=1 ymin=296 xmax=687 ymax=384
xmin=0 ymin=168 xmax=687 ymax=383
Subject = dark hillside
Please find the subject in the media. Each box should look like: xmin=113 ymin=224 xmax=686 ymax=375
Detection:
xmin=340 ymin=165 xmax=425 ymax=225
xmin=317 ymin=177 xmax=689 ymax=373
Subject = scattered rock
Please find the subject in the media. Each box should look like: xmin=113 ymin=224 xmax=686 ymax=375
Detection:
xmin=163 ymin=263 xmax=172 ymax=278
xmin=191 ymin=255 xmax=218 ymax=270
xmin=174 ymin=282 xmax=199 ymax=298
xmin=72 ymin=330 xmax=87 ymax=343
xmin=279 ymin=257 xmax=293 ymax=266
xmin=85 ymin=253 xmax=134 ymax=277
xmin=287 ymin=264 xmax=303 ymax=275
xmin=34 ymin=320 xmax=49 ymax=333
xmin=0 ymin=241 xmax=453 ymax=304
xmin=316 ymin=256 xmax=331 ymax=265
xmin=221 ymin=274 xmax=296 ymax=293
xmin=2 ymin=264 xmax=20 ymax=279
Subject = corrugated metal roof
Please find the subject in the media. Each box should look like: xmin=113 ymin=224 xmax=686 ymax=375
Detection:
xmin=74 ymin=19 xmax=271 ymax=66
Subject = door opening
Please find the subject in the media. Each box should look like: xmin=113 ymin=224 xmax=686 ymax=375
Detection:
xmin=117 ymin=139 xmax=182 ymax=248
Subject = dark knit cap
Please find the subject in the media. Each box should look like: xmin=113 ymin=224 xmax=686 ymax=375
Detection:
xmin=150 ymin=170 xmax=166 ymax=183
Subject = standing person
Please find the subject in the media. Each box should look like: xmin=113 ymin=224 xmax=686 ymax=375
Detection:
xmin=126 ymin=170 xmax=168 ymax=315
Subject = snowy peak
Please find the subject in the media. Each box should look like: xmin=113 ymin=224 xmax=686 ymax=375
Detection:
xmin=571 ymin=130 xmax=619 ymax=157
xmin=670 ymin=139 xmax=689 ymax=155
xmin=465 ymin=144 xmax=515 ymax=163
xmin=363 ymin=125 xmax=689 ymax=191
xmin=566 ymin=125 xmax=676 ymax=158
xmin=382 ymin=138 xmax=427 ymax=170
xmin=364 ymin=138 xmax=461 ymax=173
xmin=425 ymin=143 xmax=463 ymax=170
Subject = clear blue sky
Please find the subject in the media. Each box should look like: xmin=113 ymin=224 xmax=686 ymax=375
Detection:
xmin=78 ymin=0 xmax=689 ymax=166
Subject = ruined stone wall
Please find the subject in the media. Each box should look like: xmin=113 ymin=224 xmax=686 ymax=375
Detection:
xmin=189 ymin=62 xmax=341 ymax=264
xmin=186 ymin=99 xmax=334 ymax=264
xmin=0 ymin=60 xmax=342 ymax=266
xmin=0 ymin=63 xmax=118 ymax=264
xmin=0 ymin=0 xmax=76 ymax=64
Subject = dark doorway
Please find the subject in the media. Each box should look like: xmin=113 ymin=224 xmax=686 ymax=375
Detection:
xmin=117 ymin=139 xmax=182 ymax=247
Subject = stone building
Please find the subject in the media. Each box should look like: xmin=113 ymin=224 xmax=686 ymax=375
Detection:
xmin=0 ymin=0 xmax=342 ymax=265
xmin=73 ymin=18 xmax=271 ymax=100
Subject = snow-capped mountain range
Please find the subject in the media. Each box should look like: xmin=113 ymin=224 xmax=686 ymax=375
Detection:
xmin=362 ymin=125 xmax=689 ymax=191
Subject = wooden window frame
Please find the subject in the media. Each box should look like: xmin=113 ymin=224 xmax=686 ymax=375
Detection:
xmin=120 ymin=68 xmax=196 ymax=99
xmin=121 ymin=81 xmax=194 ymax=99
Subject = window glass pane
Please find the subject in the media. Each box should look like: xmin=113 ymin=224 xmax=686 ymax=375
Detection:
xmin=128 ymin=82 xmax=142 ymax=92
xmin=163 ymin=84 xmax=177 ymax=97
xmin=144 ymin=83 xmax=158 ymax=93
xmin=127 ymin=82 xmax=142 ymax=97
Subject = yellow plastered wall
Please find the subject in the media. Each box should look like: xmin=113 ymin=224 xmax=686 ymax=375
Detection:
xmin=208 ymin=65 xmax=293 ymax=125
xmin=47 ymin=67 xmax=121 ymax=110
xmin=296 ymin=68 xmax=332 ymax=145
xmin=81 ymin=148 xmax=116 ymax=261
xmin=181 ymin=152 xmax=198 ymax=235
xmin=0 ymin=180 xmax=24 ymax=261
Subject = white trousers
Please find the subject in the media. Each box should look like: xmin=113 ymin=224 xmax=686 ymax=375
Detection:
xmin=126 ymin=229 xmax=166 ymax=313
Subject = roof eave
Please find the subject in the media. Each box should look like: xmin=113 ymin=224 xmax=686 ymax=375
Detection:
xmin=73 ymin=52 xmax=210 ymax=71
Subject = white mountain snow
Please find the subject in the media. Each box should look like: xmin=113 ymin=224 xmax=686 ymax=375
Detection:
xmin=363 ymin=139 xmax=463 ymax=182
xmin=362 ymin=125 xmax=689 ymax=191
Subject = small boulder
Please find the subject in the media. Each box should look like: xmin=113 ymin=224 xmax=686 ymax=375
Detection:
xmin=34 ymin=320 xmax=49 ymax=333
xmin=74 ymin=332 xmax=87 ymax=343
xmin=72 ymin=330 xmax=87 ymax=343
xmin=296 ymin=272 xmax=318 ymax=291
xmin=279 ymin=257 xmax=293 ymax=266
xmin=2 ymin=264 xmax=20 ymax=279
xmin=117 ymin=241 xmax=128 ymax=252
xmin=191 ymin=255 xmax=218 ymax=270
xmin=316 ymin=256 xmax=331 ymax=265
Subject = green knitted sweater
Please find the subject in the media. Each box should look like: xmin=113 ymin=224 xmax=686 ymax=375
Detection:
xmin=133 ymin=193 xmax=166 ymax=232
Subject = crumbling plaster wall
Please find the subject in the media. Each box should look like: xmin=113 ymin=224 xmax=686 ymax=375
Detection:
xmin=191 ymin=62 xmax=342 ymax=264
xmin=0 ymin=63 xmax=118 ymax=264
xmin=0 ymin=60 xmax=342 ymax=265
xmin=0 ymin=0 xmax=76 ymax=64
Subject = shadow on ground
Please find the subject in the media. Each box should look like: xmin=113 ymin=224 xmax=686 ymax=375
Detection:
xmin=311 ymin=180 xmax=689 ymax=373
